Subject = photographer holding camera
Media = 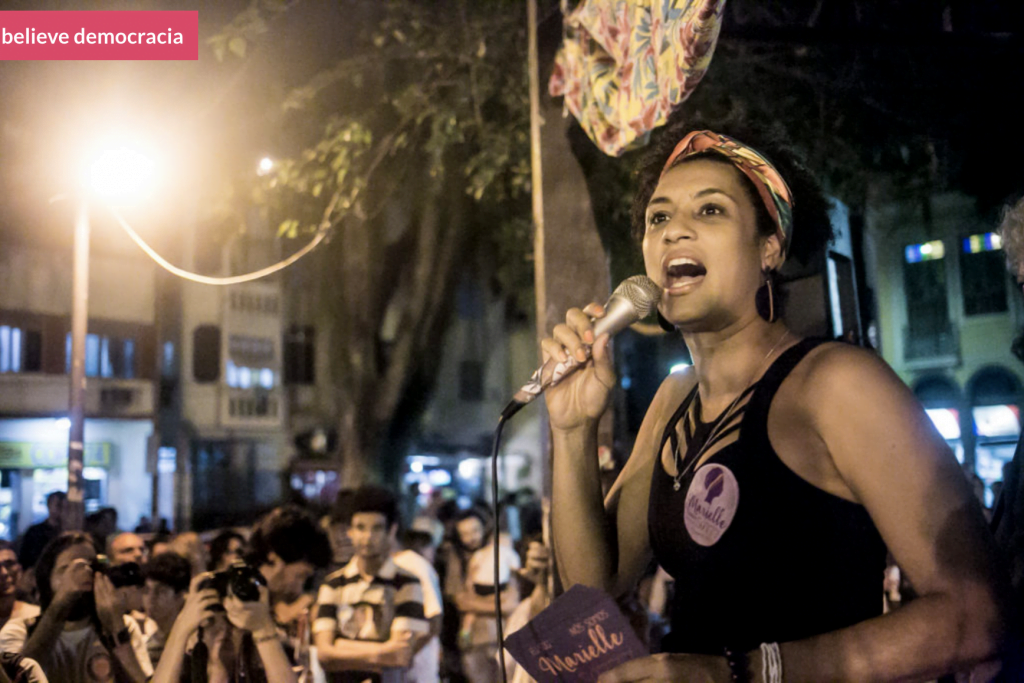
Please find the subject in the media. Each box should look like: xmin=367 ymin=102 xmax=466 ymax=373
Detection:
xmin=0 ymin=532 xmax=153 ymax=683
xmin=150 ymin=506 xmax=329 ymax=682
xmin=245 ymin=506 xmax=331 ymax=606
xmin=102 ymin=539 xmax=149 ymax=633
xmin=150 ymin=569 xmax=298 ymax=683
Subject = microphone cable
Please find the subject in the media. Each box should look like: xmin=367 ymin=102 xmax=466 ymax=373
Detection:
xmin=490 ymin=413 xmax=510 ymax=683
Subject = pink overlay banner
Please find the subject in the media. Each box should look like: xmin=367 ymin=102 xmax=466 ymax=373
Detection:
xmin=0 ymin=11 xmax=198 ymax=61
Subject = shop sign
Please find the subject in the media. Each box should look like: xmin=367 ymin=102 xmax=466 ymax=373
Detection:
xmin=0 ymin=442 xmax=111 ymax=469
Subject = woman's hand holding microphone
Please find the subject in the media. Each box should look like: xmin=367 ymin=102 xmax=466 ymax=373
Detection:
xmin=540 ymin=302 xmax=616 ymax=431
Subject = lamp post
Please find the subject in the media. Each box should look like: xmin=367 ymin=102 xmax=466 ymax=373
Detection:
xmin=66 ymin=198 xmax=91 ymax=531
xmin=66 ymin=145 xmax=156 ymax=531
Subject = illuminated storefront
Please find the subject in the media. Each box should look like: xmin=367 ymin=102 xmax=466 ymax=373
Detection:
xmin=0 ymin=417 xmax=154 ymax=539
xmin=969 ymin=367 xmax=1021 ymax=507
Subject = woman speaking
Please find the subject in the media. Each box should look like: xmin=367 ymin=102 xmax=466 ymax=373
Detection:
xmin=542 ymin=120 xmax=1014 ymax=682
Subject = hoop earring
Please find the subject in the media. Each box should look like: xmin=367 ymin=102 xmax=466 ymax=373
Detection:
xmin=657 ymin=309 xmax=677 ymax=332
xmin=755 ymin=269 xmax=779 ymax=323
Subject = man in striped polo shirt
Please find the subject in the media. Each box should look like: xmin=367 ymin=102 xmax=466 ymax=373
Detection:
xmin=314 ymin=486 xmax=429 ymax=683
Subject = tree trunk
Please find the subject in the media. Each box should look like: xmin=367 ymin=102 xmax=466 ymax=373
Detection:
xmin=327 ymin=172 xmax=472 ymax=488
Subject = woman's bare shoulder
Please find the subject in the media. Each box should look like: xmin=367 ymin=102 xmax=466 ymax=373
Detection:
xmin=784 ymin=341 xmax=930 ymax=454
xmin=793 ymin=341 xmax=908 ymax=403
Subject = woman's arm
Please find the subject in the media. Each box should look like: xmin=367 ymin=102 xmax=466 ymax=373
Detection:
xmin=553 ymin=362 xmax=692 ymax=596
xmin=19 ymin=604 xmax=68 ymax=663
xmin=250 ymin=630 xmax=297 ymax=683
xmin=601 ymin=345 xmax=1014 ymax=682
xmin=776 ymin=345 xmax=1012 ymax=680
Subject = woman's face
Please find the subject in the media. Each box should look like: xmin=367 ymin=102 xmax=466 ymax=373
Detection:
xmin=642 ymin=158 xmax=775 ymax=330
xmin=51 ymin=543 xmax=96 ymax=595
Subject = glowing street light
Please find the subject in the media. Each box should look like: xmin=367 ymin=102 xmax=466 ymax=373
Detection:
xmin=65 ymin=141 xmax=158 ymax=530
xmin=84 ymin=146 xmax=158 ymax=200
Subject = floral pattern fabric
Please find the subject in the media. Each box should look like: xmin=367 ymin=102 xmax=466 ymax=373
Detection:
xmin=549 ymin=0 xmax=727 ymax=157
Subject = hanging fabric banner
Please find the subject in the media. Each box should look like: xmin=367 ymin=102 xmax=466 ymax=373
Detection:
xmin=549 ymin=0 xmax=727 ymax=157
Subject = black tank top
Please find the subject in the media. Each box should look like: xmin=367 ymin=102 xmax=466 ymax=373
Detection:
xmin=648 ymin=338 xmax=885 ymax=655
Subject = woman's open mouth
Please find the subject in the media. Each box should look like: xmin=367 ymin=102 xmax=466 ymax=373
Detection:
xmin=664 ymin=257 xmax=707 ymax=293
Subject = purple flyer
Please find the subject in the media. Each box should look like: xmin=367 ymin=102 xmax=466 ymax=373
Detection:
xmin=504 ymin=584 xmax=648 ymax=682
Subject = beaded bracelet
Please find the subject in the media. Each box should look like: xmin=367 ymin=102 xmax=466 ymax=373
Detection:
xmin=723 ymin=646 xmax=750 ymax=683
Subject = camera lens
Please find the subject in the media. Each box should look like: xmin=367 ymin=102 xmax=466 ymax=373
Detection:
xmin=226 ymin=562 xmax=265 ymax=602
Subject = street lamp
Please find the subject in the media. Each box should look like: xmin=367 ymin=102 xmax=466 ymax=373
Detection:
xmin=66 ymin=143 xmax=157 ymax=531
xmin=257 ymin=156 xmax=274 ymax=176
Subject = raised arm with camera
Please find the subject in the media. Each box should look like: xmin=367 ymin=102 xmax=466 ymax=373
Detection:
xmin=95 ymin=572 xmax=151 ymax=683
xmin=223 ymin=586 xmax=296 ymax=683
xmin=5 ymin=532 xmax=152 ymax=683
xmin=19 ymin=556 xmax=92 ymax=663
xmin=150 ymin=573 xmax=219 ymax=683
xmin=23 ymin=561 xmax=146 ymax=681
xmin=152 ymin=572 xmax=298 ymax=683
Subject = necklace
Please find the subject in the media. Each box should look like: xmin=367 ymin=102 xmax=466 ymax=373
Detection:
xmin=671 ymin=329 xmax=790 ymax=492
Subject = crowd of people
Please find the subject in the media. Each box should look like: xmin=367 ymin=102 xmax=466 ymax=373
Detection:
xmin=0 ymin=483 xmax=549 ymax=683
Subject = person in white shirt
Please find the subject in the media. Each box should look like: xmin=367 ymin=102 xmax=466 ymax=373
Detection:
xmin=393 ymin=529 xmax=443 ymax=683
xmin=443 ymin=508 xmax=520 ymax=683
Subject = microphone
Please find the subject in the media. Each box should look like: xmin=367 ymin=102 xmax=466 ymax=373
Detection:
xmin=500 ymin=275 xmax=662 ymax=420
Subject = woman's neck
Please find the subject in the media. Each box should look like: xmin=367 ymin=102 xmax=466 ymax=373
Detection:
xmin=683 ymin=317 xmax=790 ymax=412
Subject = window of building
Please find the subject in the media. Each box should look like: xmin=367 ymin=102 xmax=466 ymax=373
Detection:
xmin=914 ymin=374 xmax=964 ymax=463
xmin=459 ymin=360 xmax=484 ymax=402
xmin=229 ymin=290 xmax=280 ymax=316
xmin=961 ymin=233 xmax=1007 ymax=316
xmin=65 ymin=333 xmax=136 ymax=378
xmin=0 ymin=326 xmax=42 ymax=373
xmin=970 ymin=366 xmax=1021 ymax=507
xmin=902 ymin=241 xmax=953 ymax=359
xmin=225 ymin=334 xmax=276 ymax=389
xmin=456 ymin=281 xmax=484 ymax=320
xmin=284 ymin=325 xmax=315 ymax=385
xmin=225 ymin=359 xmax=275 ymax=390
xmin=904 ymin=239 xmax=945 ymax=264
xmin=192 ymin=325 xmax=221 ymax=383
xmin=162 ymin=341 xmax=176 ymax=378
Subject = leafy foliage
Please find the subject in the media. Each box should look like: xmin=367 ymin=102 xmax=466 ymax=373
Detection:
xmin=209 ymin=0 xmax=534 ymax=483
xmin=221 ymin=0 xmax=531 ymax=241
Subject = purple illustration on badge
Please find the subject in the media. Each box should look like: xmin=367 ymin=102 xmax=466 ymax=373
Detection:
xmin=703 ymin=466 xmax=725 ymax=504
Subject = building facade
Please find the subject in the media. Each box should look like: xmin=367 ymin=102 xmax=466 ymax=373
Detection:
xmin=866 ymin=192 xmax=1023 ymax=504
xmin=0 ymin=243 xmax=159 ymax=537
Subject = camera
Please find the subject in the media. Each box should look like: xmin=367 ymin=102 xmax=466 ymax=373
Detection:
xmin=92 ymin=556 xmax=145 ymax=589
xmin=199 ymin=561 xmax=265 ymax=602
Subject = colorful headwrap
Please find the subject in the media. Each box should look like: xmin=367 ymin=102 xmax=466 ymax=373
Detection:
xmin=661 ymin=130 xmax=794 ymax=253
